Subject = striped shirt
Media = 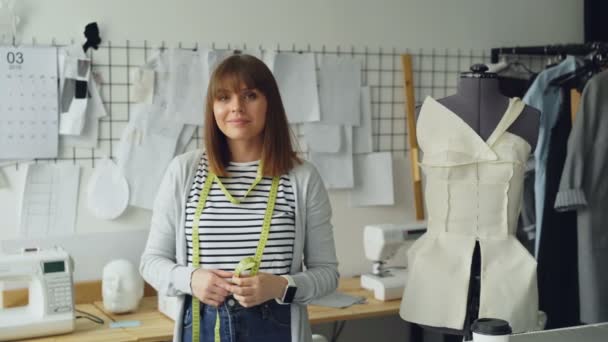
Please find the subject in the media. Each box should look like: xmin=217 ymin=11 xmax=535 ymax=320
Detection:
xmin=185 ymin=154 xmax=296 ymax=275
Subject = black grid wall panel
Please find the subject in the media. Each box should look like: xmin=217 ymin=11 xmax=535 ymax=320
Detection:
xmin=10 ymin=40 xmax=502 ymax=168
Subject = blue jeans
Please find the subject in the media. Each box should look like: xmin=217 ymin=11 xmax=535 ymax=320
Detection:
xmin=182 ymin=295 xmax=291 ymax=342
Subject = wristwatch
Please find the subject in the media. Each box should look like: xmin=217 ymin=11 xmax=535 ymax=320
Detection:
xmin=276 ymin=275 xmax=297 ymax=304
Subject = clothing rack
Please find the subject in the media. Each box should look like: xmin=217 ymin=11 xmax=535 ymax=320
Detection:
xmin=490 ymin=43 xmax=608 ymax=63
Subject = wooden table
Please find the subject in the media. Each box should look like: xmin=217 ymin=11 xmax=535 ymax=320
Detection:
xmin=19 ymin=277 xmax=402 ymax=342
xmin=20 ymin=304 xmax=136 ymax=342
xmin=308 ymin=277 xmax=401 ymax=324
xmin=94 ymin=297 xmax=174 ymax=342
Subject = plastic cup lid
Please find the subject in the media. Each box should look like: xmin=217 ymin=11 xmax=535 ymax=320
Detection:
xmin=471 ymin=318 xmax=512 ymax=336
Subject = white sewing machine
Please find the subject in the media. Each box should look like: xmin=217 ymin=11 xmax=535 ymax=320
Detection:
xmin=360 ymin=222 xmax=426 ymax=301
xmin=0 ymin=246 xmax=75 ymax=341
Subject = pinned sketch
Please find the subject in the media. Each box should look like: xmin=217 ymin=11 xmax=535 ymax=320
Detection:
xmin=273 ymin=53 xmax=320 ymax=123
xmin=301 ymin=123 xmax=341 ymax=153
xmin=349 ymin=153 xmax=394 ymax=207
xmin=19 ymin=164 xmax=80 ymax=237
xmin=261 ymin=50 xmax=276 ymax=72
xmin=175 ymin=125 xmax=197 ymax=155
xmin=116 ymin=122 xmax=179 ymax=210
xmin=116 ymin=51 xmax=184 ymax=210
xmin=58 ymin=44 xmax=91 ymax=136
xmin=309 ymin=126 xmax=354 ymax=189
xmin=318 ymin=55 xmax=362 ymax=126
xmin=0 ymin=0 xmax=19 ymax=44
xmin=130 ymin=68 xmax=155 ymax=104
xmin=167 ymin=48 xmax=207 ymax=126
xmin=208 ymin=49 xmax=262 ymax=73
xmin=0 ymin=46 xmax=59 ymax=159
xmin=61 ymin=77 xmax=106 ymax=149
xmin=86 ymin=159 xmax=129 ymax=220
xmin=0 ymin=167 xmax=7 ymax=189
xmin=353 ymin=86 xmax=373 ymax=154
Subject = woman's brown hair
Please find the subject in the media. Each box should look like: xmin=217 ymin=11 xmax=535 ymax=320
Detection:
xmin=204 ymin=54 xmax=300 ymax=177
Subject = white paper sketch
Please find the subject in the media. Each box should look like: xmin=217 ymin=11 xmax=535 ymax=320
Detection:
xmin=60 ymin=98 xmax=87 ymax=135
xmin=348 ymin=152 xmax=394 ymax=207
xmin=116 ymin=51 xmax=183 ymax=210
xmin=261 ymin=50 xmax=276 ymax=72
xmin=116 ymin=122 xmax=179 ymax=210
xmin=167 ymin=48 xmax=207 ymax=126
xmin=308 ymin=126 xmax=354 ymax=189
xmin=61 ymin=77 xmax=106 ymax=149
xmin=353 ymin=86 xmax=373 ymax=153
xmin=130 ymin=68 xmax=155 ymax=104
xmin=58 ymin=44 xmax=91 ymax=136
xmin=0 ymin=167 xmax=7 ymax=189
xmin=272 ymin=53 xmax=320 ymax=123
xmin=0 ymin=46 xmax=59 ymax=159
xmin=0 ymin=0 xmax=19 ymax=44
xmin=301 ymin=123 xmax=341 ymax=153
xmin=318 ymin=55 xmax=362 ymax=126
xmin=175 ymin=125 xmax=197 ymax=155
xmin=19 ymin=163 xmax=80 ymax=237
xmin=86 ymin=159 xmax=129 ymax=220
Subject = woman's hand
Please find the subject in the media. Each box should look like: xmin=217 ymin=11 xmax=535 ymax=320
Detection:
xmin=191 ymin=269 xmax=234 ymax=307
xmin=229 ymin=272 xmax=288 ymax=308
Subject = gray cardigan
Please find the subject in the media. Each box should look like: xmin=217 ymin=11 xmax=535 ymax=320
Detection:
xmin=554 ymin=70 xmax=608 ymax=324
xmin=140 ymin=150 xmax=339 ymax=342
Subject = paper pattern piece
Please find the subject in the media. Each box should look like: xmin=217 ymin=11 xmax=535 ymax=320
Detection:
xmin=353 ymin=86 xmax=373 ymax=154
xmin=116 ymin=51 xmax=183 ymax=210
xmin=301 ymin=123 xmax=341 ymax=153
xmin=0 ymin=46 xmax=59 ymax=159
xmin=0 ymin=1 xmax=19 ymax=44
xmin=61 ymin=77 xmax=106 ymax=149
xmin=261 ymin=50 xmax=276 ymax=73
xmin=58 ymin=45 xmax=91 ymax=136
xmin=309 ymin=291 xmax=367 ymax=308
xmin=349 ymin=152 xmax=394 ymax=207
xmin=116 ymin=123 xmax=178 ymax=210
xmin=309 ymin=126 xmax=354 ymax=189
xmin=20 ymin=163 xmax=80 ymax=237
xmin=0 ymin=167 xmax=8 ymax=189
xmin=86 ymin=159 xmax=129 ymax=220
xmin=130 ymin=68 xmax=155 ymax=104
xmin=167 ymin=48 xmax=207 ymax=126
xmin=273 ymin=53 xmax=320 ymax=123
xmin=175 ymin=125 xmax=197 ymax=155
xmin=318 ymin=55 xmax=362 ymax=126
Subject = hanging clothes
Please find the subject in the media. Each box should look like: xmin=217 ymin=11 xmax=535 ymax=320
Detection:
xmin=537 ymin=87 xmax=580 ymax=329
xmin=400 ymin=96 xmax=539 ymax=334
xmin=555 ymin=70 xmax=608 ymax=324
xmin=517 ymin=158 xmax=536 ymax=254
xmin=522 ymin=56 xmax=581 ymax=257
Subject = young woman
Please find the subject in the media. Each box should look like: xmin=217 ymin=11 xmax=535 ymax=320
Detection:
xmin=140 ymin=54 xmax=339 ymax=342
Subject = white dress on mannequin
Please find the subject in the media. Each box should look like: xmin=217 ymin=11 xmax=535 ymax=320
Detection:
xmin=400 ymin=96 xmax=538 ymax=333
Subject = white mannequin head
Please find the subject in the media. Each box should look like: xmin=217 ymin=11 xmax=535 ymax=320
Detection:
xmin=102 ymin=259 xmax=143 ymax=313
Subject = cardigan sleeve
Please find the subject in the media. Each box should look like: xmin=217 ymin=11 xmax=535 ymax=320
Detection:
xmin=139 ymin=156 xmax=197 ymax=296
xmin=291 ymin=164 xmax=340 ymax=303
xmin=554 ymin=80 xmax=601 ymax=212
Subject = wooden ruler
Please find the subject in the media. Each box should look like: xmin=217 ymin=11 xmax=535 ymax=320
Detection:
xmin=401 ymin=54 xmax=425 ymax=220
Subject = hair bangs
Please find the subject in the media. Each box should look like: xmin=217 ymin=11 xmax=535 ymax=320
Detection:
xmin=210 ymin=60 xmax=258 ymax=99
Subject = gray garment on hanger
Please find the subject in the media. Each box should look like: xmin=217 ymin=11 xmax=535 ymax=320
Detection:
xmin=555 ymin=70 xmax=608 ymax=324
xmin=517 ymin=157 xmax=536 ymax=254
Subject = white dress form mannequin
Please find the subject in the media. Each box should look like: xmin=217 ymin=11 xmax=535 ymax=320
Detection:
xmin=407 ymin=65 xmax=540 ymax=342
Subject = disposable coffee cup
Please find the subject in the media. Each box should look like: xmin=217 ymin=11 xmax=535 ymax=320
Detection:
xmin=471 ymin=318 xmax=512 ymax=342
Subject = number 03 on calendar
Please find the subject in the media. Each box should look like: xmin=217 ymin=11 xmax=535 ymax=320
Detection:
xmin=0 ymin=46 xmax=59 ymax=159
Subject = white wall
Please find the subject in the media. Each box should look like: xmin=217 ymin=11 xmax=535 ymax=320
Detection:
xmin=15 ymin=0 xmax=582 ymax=49
xmin=0 ymin=1 xmax=582 ymax=341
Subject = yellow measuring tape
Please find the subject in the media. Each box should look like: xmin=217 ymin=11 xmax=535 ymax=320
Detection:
xmin=191 ymin=163 xmax=279 ymax=342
